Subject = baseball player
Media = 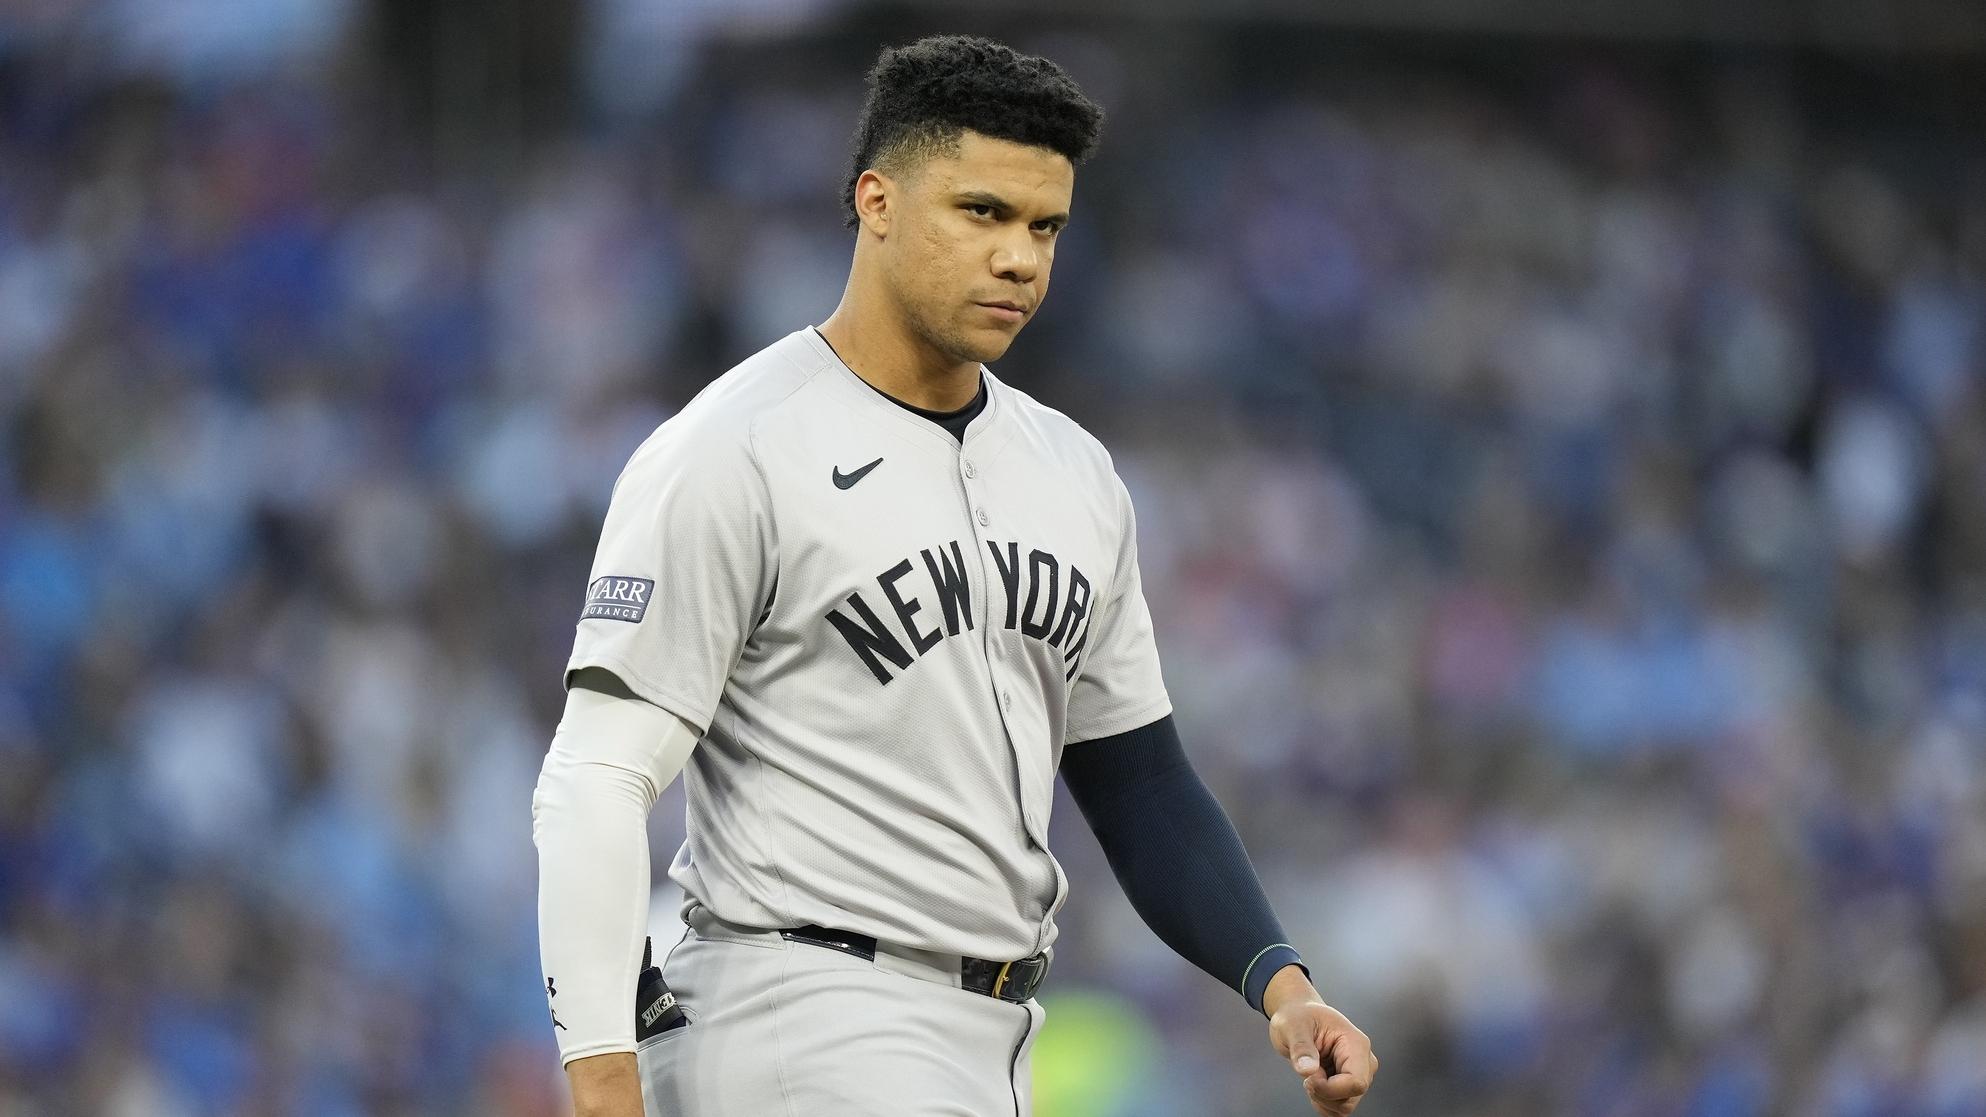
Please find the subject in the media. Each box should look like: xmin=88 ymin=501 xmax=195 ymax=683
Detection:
xmin=532 ymin=33 xmax=1378 ymax=1117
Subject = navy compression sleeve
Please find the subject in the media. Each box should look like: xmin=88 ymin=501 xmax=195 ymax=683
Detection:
xmin=1058 ymin=715 xmax=1311 ymax=1015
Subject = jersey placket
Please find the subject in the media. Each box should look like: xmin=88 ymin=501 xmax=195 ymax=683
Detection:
xmin=955 ymin=419 xmax=1065 ymax=958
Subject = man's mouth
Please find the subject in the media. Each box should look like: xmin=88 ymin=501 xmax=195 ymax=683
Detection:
xmin=976 ymin=300 xmax=1028 ymax=321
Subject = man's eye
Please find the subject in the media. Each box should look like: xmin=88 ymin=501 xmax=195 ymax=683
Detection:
xmin=1033 ymin=221 xmax=1061 ymax=234
xmin=966 ymin=204 xmax=994 ymax=218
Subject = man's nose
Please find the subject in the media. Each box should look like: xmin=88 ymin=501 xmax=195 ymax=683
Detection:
xmin=991 ymin=234 xmax=1039 ymax=284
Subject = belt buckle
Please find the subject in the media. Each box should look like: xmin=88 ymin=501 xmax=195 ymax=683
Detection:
xmin=991 ymin=954 xmax=1046 ymax=1002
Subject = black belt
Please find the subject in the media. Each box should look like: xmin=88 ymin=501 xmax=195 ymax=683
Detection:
xmin=779 ymin=924 xmax=1049 ymax=1004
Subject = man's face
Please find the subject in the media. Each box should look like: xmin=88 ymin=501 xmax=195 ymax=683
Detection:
xmin=875 ymin=130 xmax=1074 ymax=367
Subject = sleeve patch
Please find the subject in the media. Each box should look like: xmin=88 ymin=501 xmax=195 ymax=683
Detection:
xmin=582 ymin=576 xmax=655 ymax=623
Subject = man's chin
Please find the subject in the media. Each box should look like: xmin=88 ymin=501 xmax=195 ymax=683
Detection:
xmin=960 ymin=328 xmax=1018 ymax=364
xmin=919 ymin=317 xmax=1014 ymax=367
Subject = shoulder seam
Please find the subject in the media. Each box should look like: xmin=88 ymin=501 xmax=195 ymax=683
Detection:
xmin=744 ymin=347 xmax=831 ymax=471
xmin=741 ymin=351 xmax=825 ymax=636
xmin=999 ymin=379 xmax=1113 ymax=459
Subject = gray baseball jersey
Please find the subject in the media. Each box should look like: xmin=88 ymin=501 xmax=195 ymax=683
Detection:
xmin=566 ymin=325 xmax=1170 ymax=963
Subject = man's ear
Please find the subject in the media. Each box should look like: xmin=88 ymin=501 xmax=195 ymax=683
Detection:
xmin=852 ymin=168 xmax=894 ymax=237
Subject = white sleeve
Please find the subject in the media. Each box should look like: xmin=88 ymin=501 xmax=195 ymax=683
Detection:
xmin=532 ymin=681 xmax=700 ymax=1066
xmin=564 ymin=418 xmax=776 ymax=735
xmin=1063 ymin=473 xmax=1172 ymax=744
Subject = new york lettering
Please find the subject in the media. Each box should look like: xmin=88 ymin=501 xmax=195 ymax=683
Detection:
xmin=827 ymin=539 xmax=1093 ymax=685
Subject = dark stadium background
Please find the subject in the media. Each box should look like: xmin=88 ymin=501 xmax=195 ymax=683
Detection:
xmin=1 ymin=1 xmax=1983 ymax=1114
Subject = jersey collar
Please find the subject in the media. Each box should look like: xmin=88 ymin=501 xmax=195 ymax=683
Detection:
xmin=799 ymin=325 xmax=1005 ymax=451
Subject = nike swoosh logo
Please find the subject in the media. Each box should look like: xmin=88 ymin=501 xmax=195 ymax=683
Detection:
xmin=833 ymin=457 xmax=884 ymax=490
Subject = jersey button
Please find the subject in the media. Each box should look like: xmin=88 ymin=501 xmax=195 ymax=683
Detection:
xmin=963 ymin=460 xmax=978 ymax=479
xmin=975 ymin=507 xmax=990 ymax=527
xmin=1001 ymin=690 xmax=1014 ymax=710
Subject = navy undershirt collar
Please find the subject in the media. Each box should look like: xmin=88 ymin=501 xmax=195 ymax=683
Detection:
xmin=888 ymin=380 xmax=986 ymax=442
xmin=812 ymin=327 xmax=987 ymax=443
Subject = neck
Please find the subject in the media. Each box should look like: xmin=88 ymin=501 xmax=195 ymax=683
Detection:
xmin=817 ymin=279 xmax=982 ymax=412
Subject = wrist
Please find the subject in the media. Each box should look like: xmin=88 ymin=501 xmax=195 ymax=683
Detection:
xmin=1262 ymin=963 xmax=1320 ymax=1018
xmin=566 ymin=1050 xmax=641 ymax=1117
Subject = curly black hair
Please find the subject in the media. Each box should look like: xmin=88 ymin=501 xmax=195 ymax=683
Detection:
xmin=841 ymin=35 xmax=1105 ymax=229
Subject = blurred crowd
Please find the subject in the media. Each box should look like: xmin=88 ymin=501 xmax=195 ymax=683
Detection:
xmin=1 ymin=9 xmax=1984 ymax=1117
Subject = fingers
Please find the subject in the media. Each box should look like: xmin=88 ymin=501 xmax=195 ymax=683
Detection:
xmin=1306 ymin=1063 xmax=1377 ymax=1115
xmin=1304 ymin=1045 xmax=1377 ymax=1113
xmin=1328 ymin=1031 xmax=1377 ymax=1091
xmin=1313 ymin=1070 xmax=1366 ymax=1101
xmin=1304 ymin=1075 xmax=1362 ymax=1116
xmin=1285 ymin=1035 xmax=1322 ymax=1078
xmin=1271 ymin=1003 xmax=1378 ymax=1115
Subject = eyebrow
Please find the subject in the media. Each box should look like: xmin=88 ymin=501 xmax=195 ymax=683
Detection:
xmin=956 ymin=190 xmax=1070 ymax=227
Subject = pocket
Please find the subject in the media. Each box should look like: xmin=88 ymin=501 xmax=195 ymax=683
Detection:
xmin=635 ymin=1004 xmax=698 ymax=1117
xmin=635 ymin=941 xmax=695 ymax=1043
xmin=636 ymin=1004 xmax=698 ymax=1052
xmin=636 ymin=969 xmax=692 ymax=1042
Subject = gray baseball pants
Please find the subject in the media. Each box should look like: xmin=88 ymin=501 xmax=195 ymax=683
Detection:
xmin=638 ymin=901 xmax=1046 ymax=1116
